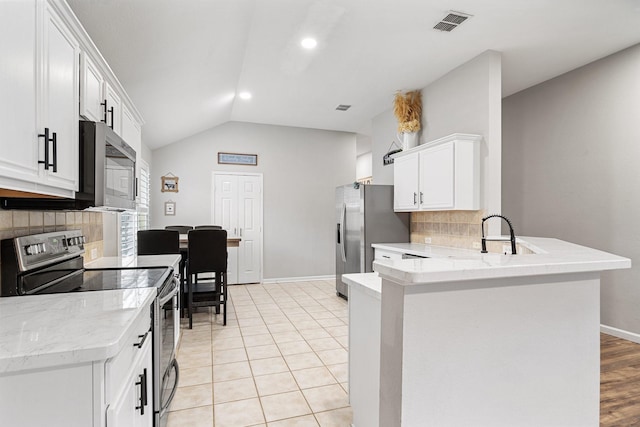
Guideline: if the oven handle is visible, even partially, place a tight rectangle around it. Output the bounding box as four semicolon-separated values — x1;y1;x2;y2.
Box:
159;359;180;418
158;278;178;306
24;268;85;295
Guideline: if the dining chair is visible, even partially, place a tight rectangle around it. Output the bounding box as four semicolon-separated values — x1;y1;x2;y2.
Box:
194;225;222;230
137;229;180;255
165;225;194;234
186;229;228;328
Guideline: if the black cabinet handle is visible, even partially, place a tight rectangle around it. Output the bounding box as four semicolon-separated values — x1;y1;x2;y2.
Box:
109;106;114;129
38;128;55;171
420;192;424;204
101;100;107;123
133;330;149;348
38;128;50;170
413;192;417;205
135;177;138;197
336;223;341;244
135;368;147;415
51;132;57;173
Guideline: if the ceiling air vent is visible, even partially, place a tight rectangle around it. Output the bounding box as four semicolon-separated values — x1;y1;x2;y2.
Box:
335;104;351;111
434;11;472;32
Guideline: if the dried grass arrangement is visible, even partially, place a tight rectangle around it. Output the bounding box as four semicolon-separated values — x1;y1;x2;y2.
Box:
393;90;422;133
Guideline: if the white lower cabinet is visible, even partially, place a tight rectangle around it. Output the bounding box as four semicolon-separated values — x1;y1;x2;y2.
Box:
0;304;153;427
106;330;153;427
393;133;481;212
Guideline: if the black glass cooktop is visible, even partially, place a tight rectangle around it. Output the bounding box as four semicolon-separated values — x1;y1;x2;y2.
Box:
36;267;171;295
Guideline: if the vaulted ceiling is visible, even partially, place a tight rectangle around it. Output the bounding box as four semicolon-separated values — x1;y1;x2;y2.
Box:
67;0;640;150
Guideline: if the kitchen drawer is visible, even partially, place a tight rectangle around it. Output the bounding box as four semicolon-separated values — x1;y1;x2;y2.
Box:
374;249;403;261
105;304;151;401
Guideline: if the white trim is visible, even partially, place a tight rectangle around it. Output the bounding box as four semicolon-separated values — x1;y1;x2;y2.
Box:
601;324;640;344
263;275;336;284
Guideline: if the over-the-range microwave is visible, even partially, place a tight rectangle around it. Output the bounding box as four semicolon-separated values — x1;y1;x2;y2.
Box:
0;121;136;211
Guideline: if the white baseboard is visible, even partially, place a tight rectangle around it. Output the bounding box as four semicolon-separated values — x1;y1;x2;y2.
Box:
600;324;640;344
262;275;336;284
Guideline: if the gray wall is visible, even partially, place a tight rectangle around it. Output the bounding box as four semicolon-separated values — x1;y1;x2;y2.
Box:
151;121;355;280
502;43;640;333
371;50;503;233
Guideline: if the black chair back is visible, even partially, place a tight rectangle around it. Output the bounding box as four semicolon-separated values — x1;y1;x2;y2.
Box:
165;225;193;234
188;229;227;274
194;225;222;230
137;230;179;255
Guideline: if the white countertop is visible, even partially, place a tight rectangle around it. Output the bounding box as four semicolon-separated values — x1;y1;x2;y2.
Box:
0;288;156;374
373;237;631;285
86;254;181;270
342;273;381;300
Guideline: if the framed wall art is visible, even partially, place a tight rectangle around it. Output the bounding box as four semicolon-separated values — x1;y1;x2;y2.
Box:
161;173;179;192
218;152;258;166
164;201;176;216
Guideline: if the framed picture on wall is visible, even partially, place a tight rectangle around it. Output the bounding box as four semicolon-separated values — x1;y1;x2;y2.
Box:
164;201;176;216
161;175;179;192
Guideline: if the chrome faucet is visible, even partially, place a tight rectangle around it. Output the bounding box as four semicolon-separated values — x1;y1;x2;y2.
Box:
481;214;517;255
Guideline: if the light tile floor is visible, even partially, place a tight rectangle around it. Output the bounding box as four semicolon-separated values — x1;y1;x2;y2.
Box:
167;280;353;427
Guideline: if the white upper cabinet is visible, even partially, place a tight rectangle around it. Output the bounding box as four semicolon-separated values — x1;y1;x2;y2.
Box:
40;0;80;192
105;81;122;136
122;103;142;153
393;134;481;212
0;0;144;198
0;0;41;189
80;52;105;123
0;0;79;196
393;153;420;210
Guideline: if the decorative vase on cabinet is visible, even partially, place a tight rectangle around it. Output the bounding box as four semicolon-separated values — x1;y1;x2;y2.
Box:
400;132;419;151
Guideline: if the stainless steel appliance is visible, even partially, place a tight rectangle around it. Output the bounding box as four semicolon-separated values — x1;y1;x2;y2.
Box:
0;121;136;211
76;120;137;211
335;183;410;298
0;230;178;427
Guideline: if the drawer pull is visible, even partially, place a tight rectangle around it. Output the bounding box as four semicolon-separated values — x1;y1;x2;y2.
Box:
382;255;390;259
133;330;149;349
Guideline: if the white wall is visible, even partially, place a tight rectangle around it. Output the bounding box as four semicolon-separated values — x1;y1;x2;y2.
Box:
356;152;372;180
502;43;640;334
151;121;355;280
371;50;502;233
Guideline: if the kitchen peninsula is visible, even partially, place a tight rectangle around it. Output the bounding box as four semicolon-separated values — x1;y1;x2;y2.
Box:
344;237;631;427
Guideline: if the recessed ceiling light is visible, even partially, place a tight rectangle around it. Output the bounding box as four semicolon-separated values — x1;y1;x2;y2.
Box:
300;38;317;49
238;92;252;100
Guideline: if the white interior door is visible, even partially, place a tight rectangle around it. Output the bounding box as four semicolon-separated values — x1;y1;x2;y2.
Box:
213;173;263;284
238;175;262;284
213;174;239;236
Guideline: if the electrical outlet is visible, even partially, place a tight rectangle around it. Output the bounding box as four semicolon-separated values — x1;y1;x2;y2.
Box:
424;237;432;244
91;248;98;260
472;241;481;249
503;244;511;254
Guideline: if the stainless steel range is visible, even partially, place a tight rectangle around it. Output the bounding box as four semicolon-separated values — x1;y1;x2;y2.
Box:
0;230;179;427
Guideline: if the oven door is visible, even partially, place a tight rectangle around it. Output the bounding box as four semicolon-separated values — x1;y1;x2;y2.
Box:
155;277;179;426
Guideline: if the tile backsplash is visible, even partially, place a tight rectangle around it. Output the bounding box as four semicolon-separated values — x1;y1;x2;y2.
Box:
411;210;485;250
0;210;104;264
410;210;533;254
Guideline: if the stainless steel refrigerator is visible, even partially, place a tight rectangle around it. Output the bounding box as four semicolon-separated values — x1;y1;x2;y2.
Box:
335;183;410;298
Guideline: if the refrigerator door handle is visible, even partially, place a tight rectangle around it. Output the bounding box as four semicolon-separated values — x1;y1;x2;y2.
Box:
340;203;347;262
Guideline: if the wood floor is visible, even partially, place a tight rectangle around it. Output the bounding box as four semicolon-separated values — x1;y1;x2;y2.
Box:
601;333;640;426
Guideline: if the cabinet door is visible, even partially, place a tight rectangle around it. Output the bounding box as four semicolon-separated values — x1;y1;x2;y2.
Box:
238;175;262;284
419;142;454;209
80;53;105;122
121;103;141;153
40;1;80;191
0;0;40;186
106;333;153;427
105;81;122;136
393;154;419;211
